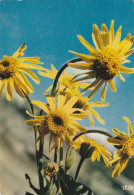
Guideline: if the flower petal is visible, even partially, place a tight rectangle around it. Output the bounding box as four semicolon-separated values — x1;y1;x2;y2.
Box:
92;24;103;50
123;117;133;136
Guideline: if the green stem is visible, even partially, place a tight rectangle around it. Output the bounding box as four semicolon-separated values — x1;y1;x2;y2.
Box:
59;142;63;168
74;157;85;182
51;58;82;96
24;92;44;194
73;129;113;142
65;146;72;172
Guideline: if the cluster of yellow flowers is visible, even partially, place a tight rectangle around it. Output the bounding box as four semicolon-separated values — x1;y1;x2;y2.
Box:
0;20;134;179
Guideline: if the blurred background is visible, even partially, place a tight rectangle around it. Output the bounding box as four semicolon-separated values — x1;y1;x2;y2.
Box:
0;0;134;194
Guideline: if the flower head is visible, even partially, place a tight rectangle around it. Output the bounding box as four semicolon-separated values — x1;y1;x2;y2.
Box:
107;117;134;177
38;64;89;95
0;44;43;100
73;135;111;164
66;87;109;126
25;95;87;153
68;20;134;100
44;162;59;176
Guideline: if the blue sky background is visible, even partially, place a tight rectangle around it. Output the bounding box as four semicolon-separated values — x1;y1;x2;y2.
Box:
0;0;134;134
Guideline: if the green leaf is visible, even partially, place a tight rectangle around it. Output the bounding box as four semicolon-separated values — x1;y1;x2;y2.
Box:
58;168;94;195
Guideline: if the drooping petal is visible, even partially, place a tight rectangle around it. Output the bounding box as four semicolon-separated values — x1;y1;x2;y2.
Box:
88;80;104;99
90;108;105;125
112;128;129;139
19;67;40;84
12;76;25;98
0;80;5;97
101;81;107;101
123;117;133;136
107;137;124;145
5;79;13;101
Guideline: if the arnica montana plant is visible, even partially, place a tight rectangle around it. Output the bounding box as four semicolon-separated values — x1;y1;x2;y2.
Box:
1;20;134;195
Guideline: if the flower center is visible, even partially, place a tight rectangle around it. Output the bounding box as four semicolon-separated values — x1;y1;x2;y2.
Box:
121;138;134;158
0;56;19;79
44;162;59;176
93;47;121;80
43;110;68;136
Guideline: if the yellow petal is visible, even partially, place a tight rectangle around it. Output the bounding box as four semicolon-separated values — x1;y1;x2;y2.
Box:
108;79;117;92
109;20;114;46
123;117;133;136
107;138;124;145
120;65;134;73
92;24;103;50
63;96;78;110
69;50;95;63
20;63;44;70
19;57;43;64
89;102;109;107
5;79;12;101
90;108;105;125
88;80;104;98
101;81;107;101
87;110;94;126
119;36;134;56
117;72;125;81
19;72;34;91
58;95;67;109
13;43;27;58
68;62;93;70
19;67;40;84
116;33;131;52
77;35;97;54
32;100;50;113
112;128;128;139
12;76;25;98
46;95;56;111
113;25;122;48
101;23;109;46
0;80;5;97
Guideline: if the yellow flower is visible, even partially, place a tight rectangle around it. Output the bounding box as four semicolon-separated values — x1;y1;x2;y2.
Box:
0;44;43;100
38;64;90;95
73;135;111;164
107;117;134;177
68;20;134;101
66;87;109;126
25;95;87;153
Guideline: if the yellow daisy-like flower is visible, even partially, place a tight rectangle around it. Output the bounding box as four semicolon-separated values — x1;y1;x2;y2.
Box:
68;20;134;100
38;64;89;95
0;44;43;100
66;87;109;126
25;95;87;152
107;117;134;177
73;135;112;164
